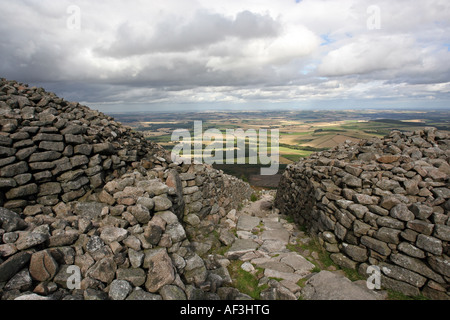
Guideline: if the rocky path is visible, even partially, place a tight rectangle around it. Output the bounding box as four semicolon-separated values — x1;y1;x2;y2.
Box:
223;191;388;300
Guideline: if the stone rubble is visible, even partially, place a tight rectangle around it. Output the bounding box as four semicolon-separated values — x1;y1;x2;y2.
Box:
276;128;450;299
0;78;253;300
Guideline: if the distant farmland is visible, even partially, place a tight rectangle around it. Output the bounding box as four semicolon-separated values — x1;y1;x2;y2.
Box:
111;109;450;188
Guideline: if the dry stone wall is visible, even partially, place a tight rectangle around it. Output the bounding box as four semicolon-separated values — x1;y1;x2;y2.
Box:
275;128;450;299
0;78;168;212
0;78;253;300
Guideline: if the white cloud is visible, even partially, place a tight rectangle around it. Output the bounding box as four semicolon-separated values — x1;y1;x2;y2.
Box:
0;0;449;110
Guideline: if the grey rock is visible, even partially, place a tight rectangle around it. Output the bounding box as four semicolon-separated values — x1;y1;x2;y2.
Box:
4;268;33;291
126;288;162;300
380;263;427;287
100;227;128;244
390;204;415;222
219;229;235;246
160;285;187;300
301;271;384;300
427;256;450;278
237;215;261;231
376;179;400;191
398;242;426;259
15;231;49;250
380;274;421;297
434;224;450;241
348;204;368;219
38;182;61;197
0;161;29;177
375;227;401;244
70;155;89;167
92;142;115;155
74;202;105;219
128;249;145;268
136;197;154;210
184;253;208;286
0;207;27;232
88;257;117;284
361;236;391;256
129;204;151;224
65;134;85;145
116;267;146;287
407;220;434;235
342;243;368;262
86;235;105;253
39;141;65;152
33;133;63;142
5;183;38;199
15;294;52;301
144;248;176;292
153;195;173;211
280;252;315;275
415;234;442;255
342;174;362;188
353;194;378;205
83;288;108;300
139;179;169;196
432;188;450;199
353;220;371;236
390;253;445;283
330;253;357;270
165;222;186;243
0;252;32;282
409;204;434;220
29;151;61;162
109;279;132;300
225;239;259;260
377;216;405;229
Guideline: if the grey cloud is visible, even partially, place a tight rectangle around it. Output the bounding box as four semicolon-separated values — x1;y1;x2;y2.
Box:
95;10;281;58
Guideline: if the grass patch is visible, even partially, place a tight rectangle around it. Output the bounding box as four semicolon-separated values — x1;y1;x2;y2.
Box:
250;193;259;202
227;261;267;300
386;289;429;301
340;267;366;282
284;215;295;224
211;244;230;256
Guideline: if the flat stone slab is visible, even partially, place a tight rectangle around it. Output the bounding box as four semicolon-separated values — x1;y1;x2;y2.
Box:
237;215;261;231
257;261;294;273
263;221;284;230
261;229;290;244
225;239;259;260
236;231;258;240
280;253;316;275
301;271;386;300
264;268;303;284
259;239;286;253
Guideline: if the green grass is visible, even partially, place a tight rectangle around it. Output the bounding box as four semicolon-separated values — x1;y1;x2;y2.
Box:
387;289;429;301
284;215;295;224
227;261;267;300
340;267;366;282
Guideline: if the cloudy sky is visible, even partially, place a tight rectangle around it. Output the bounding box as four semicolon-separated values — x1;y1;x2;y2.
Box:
1;0;449;112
